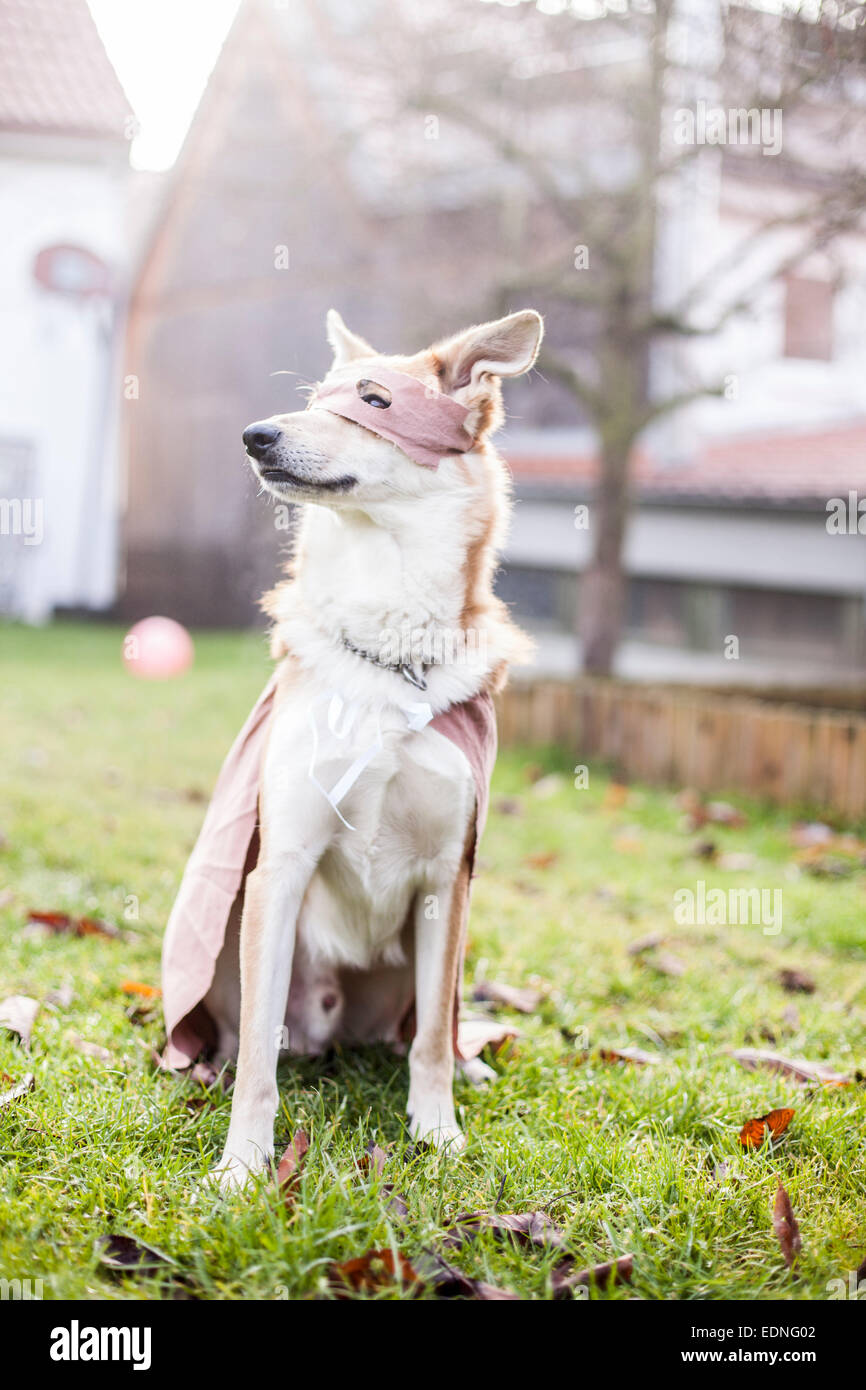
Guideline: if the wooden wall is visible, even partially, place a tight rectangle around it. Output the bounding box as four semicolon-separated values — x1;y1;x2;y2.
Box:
496;679;866;821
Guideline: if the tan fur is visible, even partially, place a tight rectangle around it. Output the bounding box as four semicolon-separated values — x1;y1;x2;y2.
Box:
212;309;542;1187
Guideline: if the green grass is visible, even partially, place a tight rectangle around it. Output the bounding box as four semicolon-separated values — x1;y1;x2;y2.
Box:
0;620;864;1301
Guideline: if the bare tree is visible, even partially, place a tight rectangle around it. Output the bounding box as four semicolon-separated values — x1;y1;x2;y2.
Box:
316;0;866;674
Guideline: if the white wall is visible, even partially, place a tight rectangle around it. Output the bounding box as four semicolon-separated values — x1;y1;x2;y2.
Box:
507;498;866;596
0;137;129;621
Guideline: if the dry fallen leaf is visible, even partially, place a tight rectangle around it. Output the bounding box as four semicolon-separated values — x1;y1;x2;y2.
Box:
732;1048;849;1086
472;979;543;1015
0;995;39;1048
0;1073;35;1109
414;1249;519;1300
120;981;161;1000
778;969;816;995
96;1234;172;1271
327;1248;423;1297
26;910;119;939
772;1182;801;1269
551;1253;634;1298
442;1209;567;1253
739;1107;795;1149
493;797;523;817
76;916;120;939
275;1129;310;1207
457;1018;520;1061
599;1046;660;1066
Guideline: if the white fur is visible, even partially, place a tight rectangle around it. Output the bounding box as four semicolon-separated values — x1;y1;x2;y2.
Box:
211;310;541;1189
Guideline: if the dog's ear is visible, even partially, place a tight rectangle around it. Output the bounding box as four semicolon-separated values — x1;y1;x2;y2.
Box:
434;310;543;394
326;309;376;367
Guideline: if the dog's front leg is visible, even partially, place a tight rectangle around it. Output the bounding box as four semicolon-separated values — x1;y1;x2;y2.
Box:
408;834;473;1153
213;850;313;1189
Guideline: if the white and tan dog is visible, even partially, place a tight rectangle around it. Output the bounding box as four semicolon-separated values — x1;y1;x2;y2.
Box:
211;308;542;1188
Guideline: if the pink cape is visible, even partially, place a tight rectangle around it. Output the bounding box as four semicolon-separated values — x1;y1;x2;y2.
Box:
160;675;497;1069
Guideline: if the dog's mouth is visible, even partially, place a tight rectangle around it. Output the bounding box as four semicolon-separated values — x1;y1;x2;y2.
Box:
252;461;358;493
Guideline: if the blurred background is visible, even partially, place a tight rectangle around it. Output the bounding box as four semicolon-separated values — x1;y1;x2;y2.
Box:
2;0;866;815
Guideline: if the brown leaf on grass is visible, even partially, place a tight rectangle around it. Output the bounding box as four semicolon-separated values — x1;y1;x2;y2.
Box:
76;916;120;939
0;995;39;1048
732;1048;849;1086
327;1248;423;1298
437;1206;635;1300
778;969;816;995
0;1073;35;1108
739;1107;795;1149
357;1141;389;1177
27;910;73;931
493;796;523;817
457;1018;520;1061
120;981;161;1000
551;1253;634;1298
473;979;542;1015
415;1249;519;1300
275;1129;310;1207
690;839;718;861
96;1234;172;1271
525;850;559;870
442;1209;568;1253
599;1046;660;1066
26;910;119;939
772;1182;801;1269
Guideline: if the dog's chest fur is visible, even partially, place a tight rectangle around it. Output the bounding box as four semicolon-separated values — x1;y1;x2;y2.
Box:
265;687;474;971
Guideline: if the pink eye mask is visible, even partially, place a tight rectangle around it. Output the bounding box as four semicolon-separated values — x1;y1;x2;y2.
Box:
312;365;473;469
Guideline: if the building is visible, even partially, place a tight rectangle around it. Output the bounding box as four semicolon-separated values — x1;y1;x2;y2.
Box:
0;0;132;623
122;0;866;687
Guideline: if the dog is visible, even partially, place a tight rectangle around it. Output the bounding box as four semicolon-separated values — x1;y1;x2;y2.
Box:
209;307;542;1187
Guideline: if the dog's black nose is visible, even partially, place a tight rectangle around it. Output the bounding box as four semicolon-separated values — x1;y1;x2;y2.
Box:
243;422;281;457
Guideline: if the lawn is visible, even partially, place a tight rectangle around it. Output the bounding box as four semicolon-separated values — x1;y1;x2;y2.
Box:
0;620;864;1301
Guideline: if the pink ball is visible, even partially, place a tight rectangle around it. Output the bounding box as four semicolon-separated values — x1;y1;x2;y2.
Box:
123;616;194;680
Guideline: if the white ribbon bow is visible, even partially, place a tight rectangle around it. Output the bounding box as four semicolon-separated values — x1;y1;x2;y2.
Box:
307;691;433;829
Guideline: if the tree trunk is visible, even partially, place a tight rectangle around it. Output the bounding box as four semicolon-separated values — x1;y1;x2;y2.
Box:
579;436;633;676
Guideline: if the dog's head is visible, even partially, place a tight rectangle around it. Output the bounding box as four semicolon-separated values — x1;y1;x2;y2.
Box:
243;308;543;507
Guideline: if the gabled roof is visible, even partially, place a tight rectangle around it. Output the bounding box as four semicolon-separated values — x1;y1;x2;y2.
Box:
0;0;132;141
506;420;866;507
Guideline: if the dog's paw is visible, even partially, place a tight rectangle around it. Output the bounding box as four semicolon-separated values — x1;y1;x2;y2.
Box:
408;1099;465;1153
209;1143;270;1193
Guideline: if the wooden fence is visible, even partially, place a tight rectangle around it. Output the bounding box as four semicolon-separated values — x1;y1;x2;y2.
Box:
495;678;866;820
